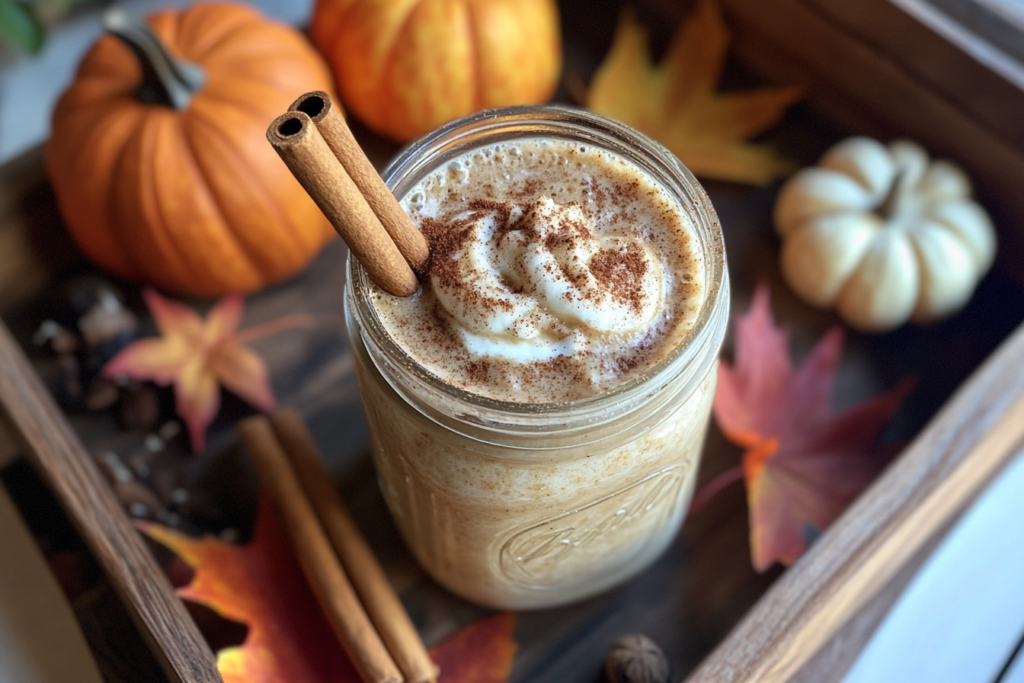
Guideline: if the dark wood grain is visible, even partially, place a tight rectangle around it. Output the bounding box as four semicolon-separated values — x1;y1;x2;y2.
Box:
72;585;170;683
0;322;221;683
0;145;78;312
684;321;1024;683
809;0;1024;149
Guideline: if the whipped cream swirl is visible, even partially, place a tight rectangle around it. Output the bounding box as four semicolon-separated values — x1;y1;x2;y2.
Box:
427;198;664;361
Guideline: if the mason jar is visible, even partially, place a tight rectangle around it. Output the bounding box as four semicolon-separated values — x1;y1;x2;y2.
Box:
345;106;729;610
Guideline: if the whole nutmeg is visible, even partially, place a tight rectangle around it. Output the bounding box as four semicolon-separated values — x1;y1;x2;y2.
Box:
605;634;669;683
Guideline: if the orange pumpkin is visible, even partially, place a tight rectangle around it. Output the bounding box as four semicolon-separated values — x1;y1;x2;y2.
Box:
310;0;562;142
48;3;336;297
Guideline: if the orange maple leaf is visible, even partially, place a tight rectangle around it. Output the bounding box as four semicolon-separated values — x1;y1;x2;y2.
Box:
711;285;913;570
586;0;802;185
141;497;518;683
104;289;308;453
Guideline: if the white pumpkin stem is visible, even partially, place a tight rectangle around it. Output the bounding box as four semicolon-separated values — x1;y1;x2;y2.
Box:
103;10;205;110
877;169;912;221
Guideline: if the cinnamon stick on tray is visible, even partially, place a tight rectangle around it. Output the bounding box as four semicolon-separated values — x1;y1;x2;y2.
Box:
266;111;418;297
289;91;430;274
239;417;403;683
270;409;439;683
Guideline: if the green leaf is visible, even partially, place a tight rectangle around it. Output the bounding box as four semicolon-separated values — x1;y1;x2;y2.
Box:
0;0;44;55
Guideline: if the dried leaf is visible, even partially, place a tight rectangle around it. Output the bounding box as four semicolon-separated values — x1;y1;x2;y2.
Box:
432;612;517;683
714;285;913;570
141;498;519;683
586;0;802;185
142;497;359;683
104;289;308;452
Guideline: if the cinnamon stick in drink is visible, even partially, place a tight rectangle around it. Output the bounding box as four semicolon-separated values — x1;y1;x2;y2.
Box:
266;111;418;297
270;409;439;683
239;416;402;683
289;91;430;274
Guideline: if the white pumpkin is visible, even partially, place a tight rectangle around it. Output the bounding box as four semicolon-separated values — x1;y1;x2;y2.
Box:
774;137;996;332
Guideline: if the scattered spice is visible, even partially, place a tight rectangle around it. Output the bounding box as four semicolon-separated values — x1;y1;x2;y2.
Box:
41;353;83;408
589;243;648;314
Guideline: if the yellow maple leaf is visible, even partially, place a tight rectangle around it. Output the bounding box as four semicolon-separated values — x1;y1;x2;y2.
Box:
586;0;803;185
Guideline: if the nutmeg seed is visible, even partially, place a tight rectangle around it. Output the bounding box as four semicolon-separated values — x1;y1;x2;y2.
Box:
605;634;669;683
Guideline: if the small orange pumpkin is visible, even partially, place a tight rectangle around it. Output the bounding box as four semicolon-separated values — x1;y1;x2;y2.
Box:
310;0;562;142
48;3;336;297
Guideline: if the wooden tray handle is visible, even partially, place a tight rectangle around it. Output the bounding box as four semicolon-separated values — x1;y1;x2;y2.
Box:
0;322;221;683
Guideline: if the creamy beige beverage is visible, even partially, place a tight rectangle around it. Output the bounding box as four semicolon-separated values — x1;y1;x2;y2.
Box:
346;108;728;609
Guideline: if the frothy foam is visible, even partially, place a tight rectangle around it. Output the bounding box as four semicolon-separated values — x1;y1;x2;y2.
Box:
371;138;704;402
429;198;663;362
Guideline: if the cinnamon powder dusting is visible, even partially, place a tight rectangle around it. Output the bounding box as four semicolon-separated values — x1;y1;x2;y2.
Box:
589;243;648;315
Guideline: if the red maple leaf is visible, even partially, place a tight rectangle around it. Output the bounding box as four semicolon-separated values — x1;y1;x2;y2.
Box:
140;498;518;683
104;289;308;453
710;285;913;571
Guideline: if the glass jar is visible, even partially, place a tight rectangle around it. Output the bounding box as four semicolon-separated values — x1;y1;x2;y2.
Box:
345;106;729;609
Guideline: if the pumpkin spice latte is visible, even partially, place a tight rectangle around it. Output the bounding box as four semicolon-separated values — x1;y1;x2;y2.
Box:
346;108;729;609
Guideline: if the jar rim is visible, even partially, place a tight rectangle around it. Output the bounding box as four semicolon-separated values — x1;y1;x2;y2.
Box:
347;105;728;429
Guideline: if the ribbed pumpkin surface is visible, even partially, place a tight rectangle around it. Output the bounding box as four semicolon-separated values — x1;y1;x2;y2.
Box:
310;0;561;142
48;3;337;297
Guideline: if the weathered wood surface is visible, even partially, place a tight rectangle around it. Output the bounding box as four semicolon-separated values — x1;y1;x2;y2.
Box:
2;3;1024;681
810;0;1024;147
892;0;1024;92
0;145;78;312
0;457;173;683
0;322;221;683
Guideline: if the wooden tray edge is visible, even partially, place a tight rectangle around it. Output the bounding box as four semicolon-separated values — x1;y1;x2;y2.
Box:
0;321;222;683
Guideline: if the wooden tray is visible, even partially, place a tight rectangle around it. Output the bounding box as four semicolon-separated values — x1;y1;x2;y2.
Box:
3;4;1024;682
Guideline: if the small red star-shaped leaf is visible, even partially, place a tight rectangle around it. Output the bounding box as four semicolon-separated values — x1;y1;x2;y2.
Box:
104;289;307;452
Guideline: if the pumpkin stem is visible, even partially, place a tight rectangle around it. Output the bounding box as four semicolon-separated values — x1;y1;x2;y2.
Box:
877;169;909;221
103;10;205;110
